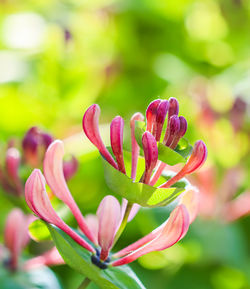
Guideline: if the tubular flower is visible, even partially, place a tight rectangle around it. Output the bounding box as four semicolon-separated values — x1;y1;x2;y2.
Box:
83;99;207;205
2;208;64;272
25;140;199;269
0;126;78;197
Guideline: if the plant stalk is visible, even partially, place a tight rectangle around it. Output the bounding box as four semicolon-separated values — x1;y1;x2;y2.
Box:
78;278;91;289
113;202;133;246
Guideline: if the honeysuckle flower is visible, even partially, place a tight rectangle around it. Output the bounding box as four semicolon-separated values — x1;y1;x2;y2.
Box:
82;99;207;200
0;126;78;198
195;165;249;223
24;140;198;269
2;208;63;272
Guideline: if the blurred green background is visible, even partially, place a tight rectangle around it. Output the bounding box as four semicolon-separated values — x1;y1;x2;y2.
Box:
0;0;250;288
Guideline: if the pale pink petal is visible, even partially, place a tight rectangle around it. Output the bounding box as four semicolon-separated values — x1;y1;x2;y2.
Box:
4;209;27;270
142;132;158;184
85;214;99;245
110;116;126;174
222;192;250;223
82;104;118;169
63;155;78;181
112;205;189;266
97;195;121;261
130;112;144;181
25;169;95;253
179;188;199;224
24;247;64;270
43;140;96;244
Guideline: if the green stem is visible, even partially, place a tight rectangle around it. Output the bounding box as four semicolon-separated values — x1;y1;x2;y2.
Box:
113;202;133;247
77;278;91;289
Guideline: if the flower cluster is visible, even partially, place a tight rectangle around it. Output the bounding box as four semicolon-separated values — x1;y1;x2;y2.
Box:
0;126;78;197
24;98;207;270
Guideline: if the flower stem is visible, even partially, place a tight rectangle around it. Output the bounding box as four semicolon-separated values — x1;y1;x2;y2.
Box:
113;202;133;246
78;278;91;289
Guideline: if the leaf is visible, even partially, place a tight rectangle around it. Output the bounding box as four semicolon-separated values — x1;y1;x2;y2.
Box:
134;121;193;166
47;224;146;289
102;158;184;207
0;262;61;289
29;219;52;241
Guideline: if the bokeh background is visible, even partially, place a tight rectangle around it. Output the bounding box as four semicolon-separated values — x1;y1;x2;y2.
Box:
0;0;250;288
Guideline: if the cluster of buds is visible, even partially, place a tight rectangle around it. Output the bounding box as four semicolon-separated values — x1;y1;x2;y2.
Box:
2;208;63;271
25;140;199;268
82;98;207;201
0;126;78;197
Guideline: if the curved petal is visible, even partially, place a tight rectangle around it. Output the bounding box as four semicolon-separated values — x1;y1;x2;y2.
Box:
82;104;118;169
4;209;27;270
179;188;199;224
110;116;126;174
112;205;189;266
25;169;95;253
43;140;96;244
97;195;121;261
85;214;99;245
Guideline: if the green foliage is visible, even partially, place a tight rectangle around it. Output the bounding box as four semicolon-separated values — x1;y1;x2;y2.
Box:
47;224;146;289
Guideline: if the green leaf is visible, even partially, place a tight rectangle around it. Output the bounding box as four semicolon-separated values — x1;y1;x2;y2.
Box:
29;219;52;241
134;121;193;166
0;262;61;289
47;224;146;289
102;158;184;207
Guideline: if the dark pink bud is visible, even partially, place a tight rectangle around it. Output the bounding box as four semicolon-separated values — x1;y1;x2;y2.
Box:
110;116;126;174
169;116;187;149
41;133;53;148
82;104;118;169
146;99;161;133
154;100;169;141
63;156;78;181
168;97;179;117
165;115;180;146
142;132;158;184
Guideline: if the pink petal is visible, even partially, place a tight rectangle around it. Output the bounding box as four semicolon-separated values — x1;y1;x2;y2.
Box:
24;247;64;270
63;155;78;181
153;100;169;141
146;99;161;133
160;140;207;188
222;192;250;223
112;205;189;266
85;214;99;245
130;112;144;180
25;169;95;253
179;188;199;224
97;195;121;261
110;116;126;174
43;140;96;244
82;104;118;169
142;132;158;184
4;209;27;270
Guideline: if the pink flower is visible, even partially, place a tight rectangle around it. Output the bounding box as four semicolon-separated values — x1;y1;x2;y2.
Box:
25;140;199;269
82;100;207;203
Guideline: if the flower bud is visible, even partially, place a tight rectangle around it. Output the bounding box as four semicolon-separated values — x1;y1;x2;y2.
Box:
154;100;169;141
110;116;126;174
165;115;180;146
146;99;161;133
142;132;158;184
